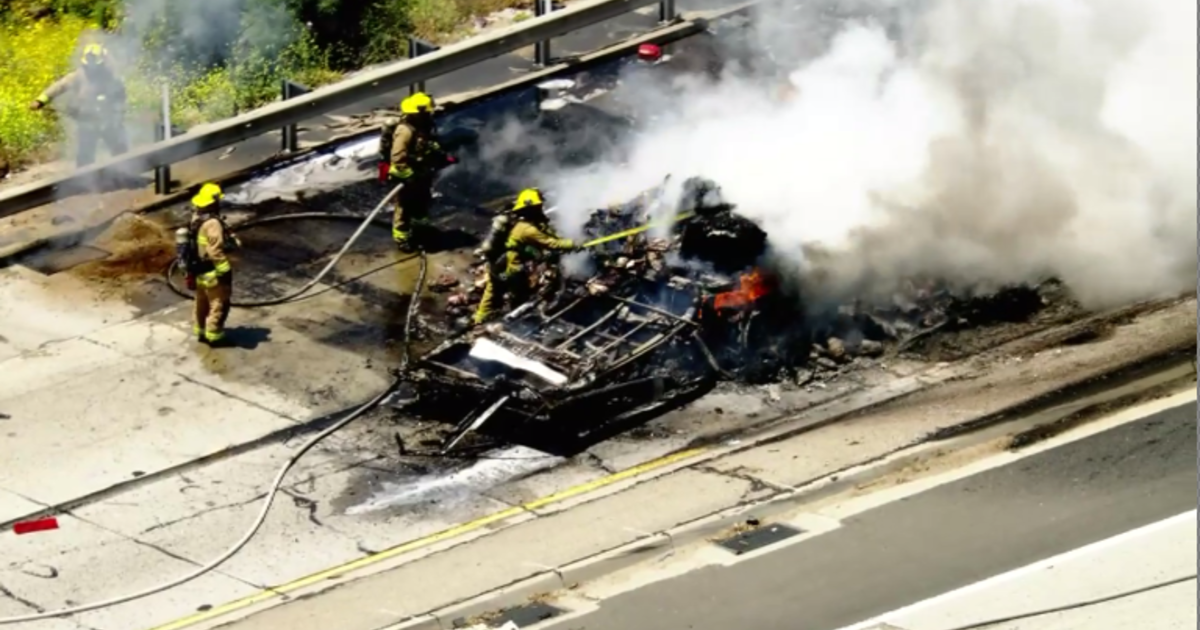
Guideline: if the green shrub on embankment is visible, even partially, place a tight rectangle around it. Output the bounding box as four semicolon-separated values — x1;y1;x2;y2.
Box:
0;0;531;170
0;13;96;166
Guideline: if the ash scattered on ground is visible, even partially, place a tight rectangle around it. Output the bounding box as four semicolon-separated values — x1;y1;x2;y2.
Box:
70;214;175;288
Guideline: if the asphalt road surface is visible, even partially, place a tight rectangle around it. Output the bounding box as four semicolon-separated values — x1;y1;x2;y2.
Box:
542;400;1197;630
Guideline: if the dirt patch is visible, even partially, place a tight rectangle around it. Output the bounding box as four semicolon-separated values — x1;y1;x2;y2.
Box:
69;214;175;290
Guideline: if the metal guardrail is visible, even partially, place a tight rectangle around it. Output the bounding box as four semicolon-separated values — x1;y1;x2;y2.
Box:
0;0;672;218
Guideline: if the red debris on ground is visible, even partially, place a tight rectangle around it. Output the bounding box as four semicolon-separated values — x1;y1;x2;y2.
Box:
13;517;59;535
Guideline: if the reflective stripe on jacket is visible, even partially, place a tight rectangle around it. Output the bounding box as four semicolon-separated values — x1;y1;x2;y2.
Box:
503;221;575;274
38;69;126;121
195;217;232;287
388;120;442;180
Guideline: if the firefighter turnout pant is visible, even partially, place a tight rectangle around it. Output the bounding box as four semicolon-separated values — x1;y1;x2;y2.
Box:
474;264;533;325
76;120;129;168
194;274;233;343
392;176;435;248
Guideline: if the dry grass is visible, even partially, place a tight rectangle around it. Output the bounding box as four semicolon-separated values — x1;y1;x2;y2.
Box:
410;0;532;42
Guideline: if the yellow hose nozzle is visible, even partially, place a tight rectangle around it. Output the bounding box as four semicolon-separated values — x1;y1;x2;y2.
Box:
581;212;694;249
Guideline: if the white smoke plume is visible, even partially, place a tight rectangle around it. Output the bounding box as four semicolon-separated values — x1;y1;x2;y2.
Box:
543;0;1197;310
61;0;305;153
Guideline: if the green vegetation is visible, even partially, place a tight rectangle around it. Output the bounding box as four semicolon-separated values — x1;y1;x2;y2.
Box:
0;0;529;168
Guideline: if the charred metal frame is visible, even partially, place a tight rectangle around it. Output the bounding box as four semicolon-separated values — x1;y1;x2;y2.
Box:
406;282;715;426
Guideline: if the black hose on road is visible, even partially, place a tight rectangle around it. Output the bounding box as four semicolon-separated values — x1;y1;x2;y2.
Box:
164;183;409;308
0;185;429;625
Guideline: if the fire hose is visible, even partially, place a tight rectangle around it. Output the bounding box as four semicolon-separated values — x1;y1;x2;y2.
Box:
2;182;696;622
0;185;428;625
164;183;411;307
580;211;693;249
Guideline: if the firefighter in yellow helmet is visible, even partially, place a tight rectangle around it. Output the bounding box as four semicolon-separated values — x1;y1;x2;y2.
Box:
474;188;581;325
186;183;241;347
30;43;129;168
384;92;454;252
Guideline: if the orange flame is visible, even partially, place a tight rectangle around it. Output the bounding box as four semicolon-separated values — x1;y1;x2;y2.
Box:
712;269;774;312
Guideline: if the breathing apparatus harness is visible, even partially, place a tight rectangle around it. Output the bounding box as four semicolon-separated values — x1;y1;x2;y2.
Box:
492;188;567;281
378;92;455;182
175;184;237;291
478;212;514;274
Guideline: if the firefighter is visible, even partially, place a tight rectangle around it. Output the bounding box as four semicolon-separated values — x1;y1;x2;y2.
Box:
385;91;453;252
188;183;241;347
30;43;129;168
473;188;580;325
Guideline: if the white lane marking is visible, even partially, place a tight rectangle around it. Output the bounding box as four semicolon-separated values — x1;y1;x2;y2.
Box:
819;388;1197;521
835;509;1198;630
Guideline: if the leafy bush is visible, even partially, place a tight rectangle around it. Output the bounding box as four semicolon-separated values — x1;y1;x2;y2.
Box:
0;13;96;164
0;0;529;167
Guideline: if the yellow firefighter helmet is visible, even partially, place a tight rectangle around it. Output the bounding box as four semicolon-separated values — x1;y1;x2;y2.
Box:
81;43;108;66
400;92;435;115
192;183;224;209
512;188;544;211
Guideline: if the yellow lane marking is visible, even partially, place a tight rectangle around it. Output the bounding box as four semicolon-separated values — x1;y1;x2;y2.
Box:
149;447;708;630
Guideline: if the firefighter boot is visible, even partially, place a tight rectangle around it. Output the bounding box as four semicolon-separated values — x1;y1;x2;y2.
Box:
203;336;234;349
394;233;415;253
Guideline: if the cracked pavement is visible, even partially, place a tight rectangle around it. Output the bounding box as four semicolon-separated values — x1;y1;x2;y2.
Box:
2;22;1194;623
2;143;1194;629
0;216;883;629
0;250;1193;630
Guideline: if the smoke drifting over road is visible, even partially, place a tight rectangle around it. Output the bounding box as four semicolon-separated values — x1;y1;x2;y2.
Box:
544;0;1197;310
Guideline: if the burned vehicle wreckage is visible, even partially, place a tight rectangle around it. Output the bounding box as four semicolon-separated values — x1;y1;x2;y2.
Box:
390;177;804;444
392;177;1051;449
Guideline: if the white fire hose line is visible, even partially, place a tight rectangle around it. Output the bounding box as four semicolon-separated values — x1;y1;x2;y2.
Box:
166;182;406;308
0;185;428;625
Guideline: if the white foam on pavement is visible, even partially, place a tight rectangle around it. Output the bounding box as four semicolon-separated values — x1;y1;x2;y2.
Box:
226;136;381;205
345;445;563;515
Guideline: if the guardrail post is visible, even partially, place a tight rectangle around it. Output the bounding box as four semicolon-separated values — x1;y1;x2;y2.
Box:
407;38;440;95
534;0;553;67
281;80;311;153
0;0;716;219
659;0;676;23
154;83;171;195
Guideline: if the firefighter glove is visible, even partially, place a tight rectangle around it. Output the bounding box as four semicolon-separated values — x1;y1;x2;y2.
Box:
196;271;220;288
197;261;231;288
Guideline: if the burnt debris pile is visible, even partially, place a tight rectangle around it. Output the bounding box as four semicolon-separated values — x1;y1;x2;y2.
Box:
800;280;1055;379
422;176;1066;444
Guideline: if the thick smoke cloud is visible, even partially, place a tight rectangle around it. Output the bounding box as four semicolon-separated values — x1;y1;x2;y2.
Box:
540;0;1196;310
